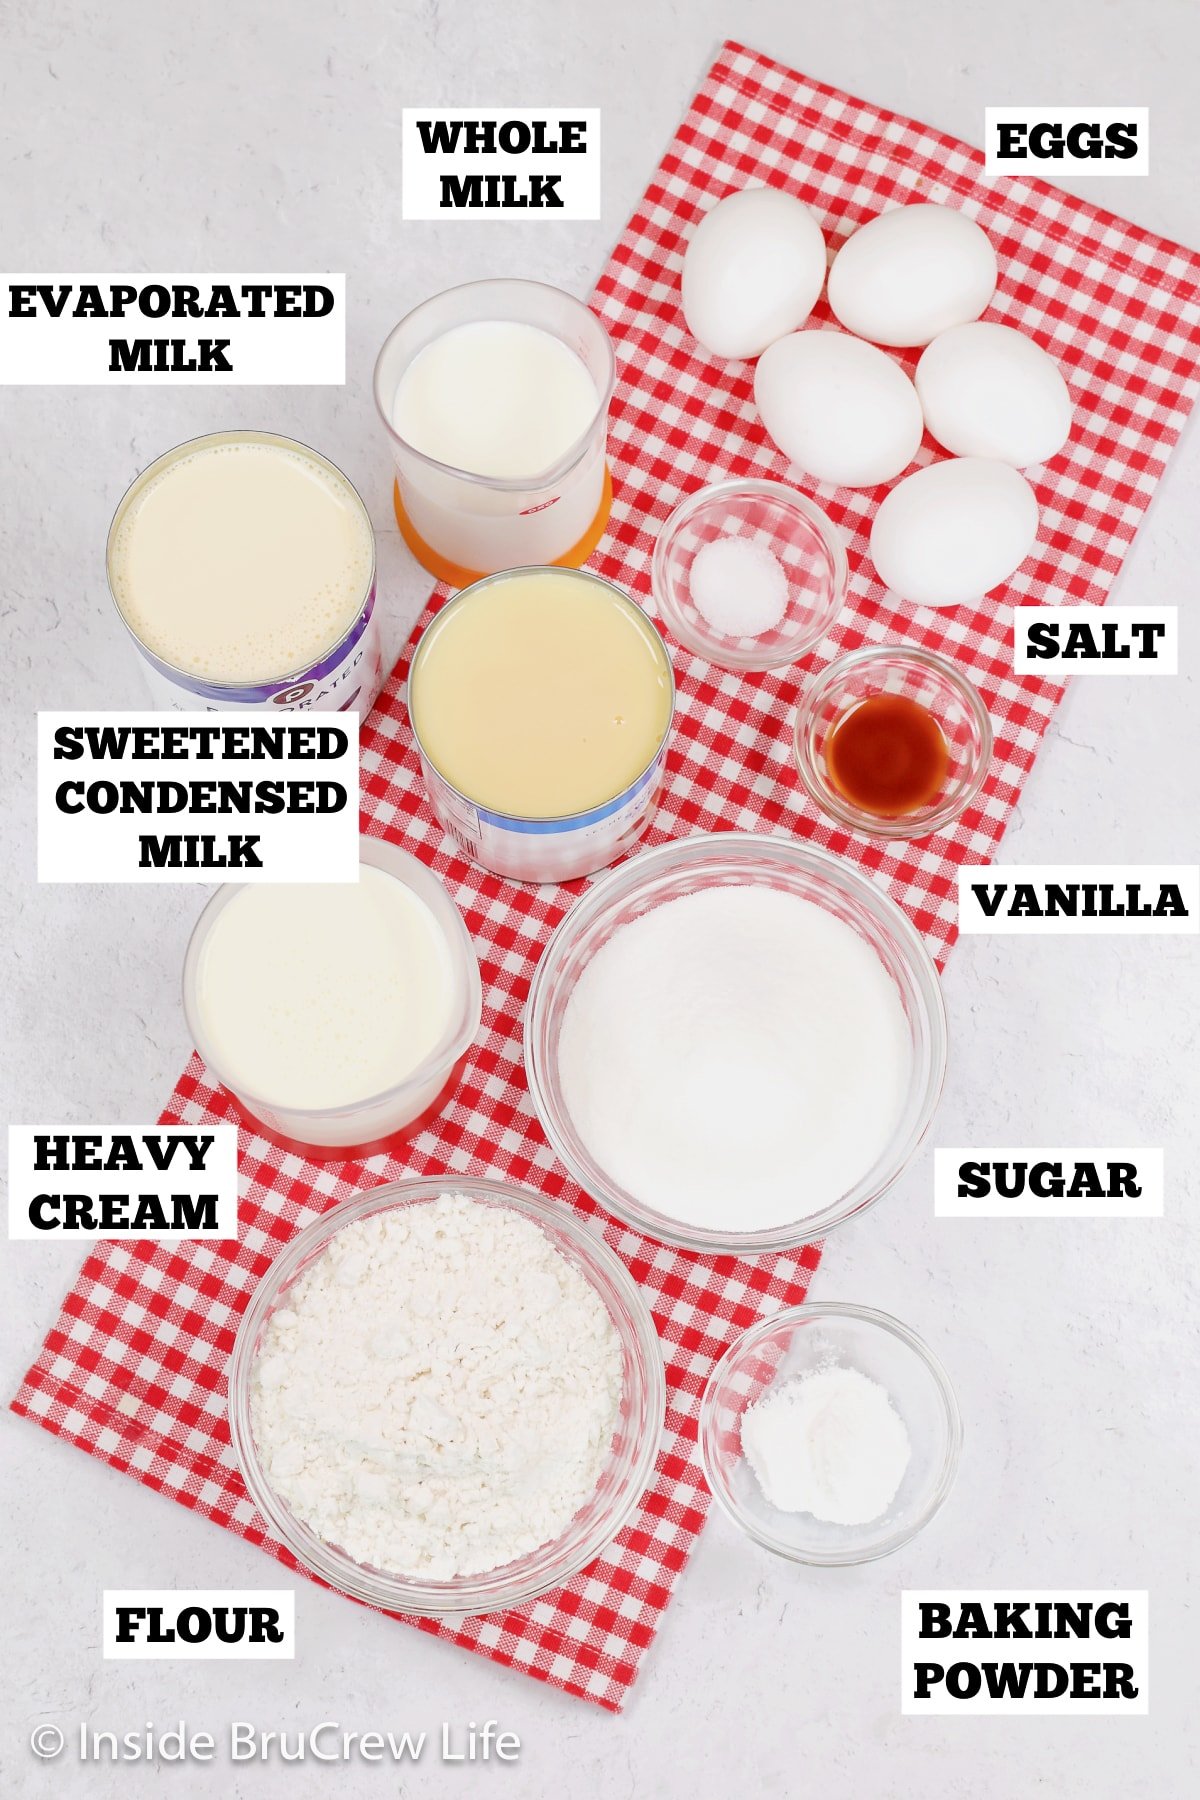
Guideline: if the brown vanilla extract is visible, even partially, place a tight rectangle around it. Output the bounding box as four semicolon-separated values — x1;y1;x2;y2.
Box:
825;692;950;817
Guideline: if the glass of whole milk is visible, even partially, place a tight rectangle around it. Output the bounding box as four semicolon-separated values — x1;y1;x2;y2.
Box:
373;279;615;583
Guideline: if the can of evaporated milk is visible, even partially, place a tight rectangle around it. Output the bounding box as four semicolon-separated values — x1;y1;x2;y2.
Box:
106;430;384;714
407;566;676;884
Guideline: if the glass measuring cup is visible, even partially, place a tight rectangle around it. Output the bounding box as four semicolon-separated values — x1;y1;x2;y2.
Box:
373;278;616;586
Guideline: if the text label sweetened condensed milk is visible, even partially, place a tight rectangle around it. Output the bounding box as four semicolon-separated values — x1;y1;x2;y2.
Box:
107;430;383;713
409;566;675;882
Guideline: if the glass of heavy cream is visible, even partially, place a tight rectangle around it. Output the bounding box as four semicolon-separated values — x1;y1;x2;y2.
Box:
408;567;675;883
182;839;482;1155
107;430;382;714
373;280;615;583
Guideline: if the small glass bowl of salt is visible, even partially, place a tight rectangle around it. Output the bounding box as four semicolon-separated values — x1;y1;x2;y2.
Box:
651;477;848;672
699;1302;961;1566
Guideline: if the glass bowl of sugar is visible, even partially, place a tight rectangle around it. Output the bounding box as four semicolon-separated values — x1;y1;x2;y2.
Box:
699;1302;962;1565
524;832;947;1256
651;478;848;672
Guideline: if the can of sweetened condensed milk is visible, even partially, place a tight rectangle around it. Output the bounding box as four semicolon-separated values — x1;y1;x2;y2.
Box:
408;566;676;884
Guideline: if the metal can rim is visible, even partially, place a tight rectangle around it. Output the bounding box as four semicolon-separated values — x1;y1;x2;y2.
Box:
408;564;677;828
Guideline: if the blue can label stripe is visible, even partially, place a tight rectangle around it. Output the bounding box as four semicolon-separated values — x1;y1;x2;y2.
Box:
421;737;668;881
474;755;661;835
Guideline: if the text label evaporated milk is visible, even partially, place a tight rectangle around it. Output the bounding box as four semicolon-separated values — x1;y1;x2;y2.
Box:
107;431;383;713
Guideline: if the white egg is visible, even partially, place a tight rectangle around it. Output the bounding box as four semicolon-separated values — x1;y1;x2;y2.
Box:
870;458;1039;607
828;202;998;347
754;329;924;488
916;321;1072;467
681;186;827;361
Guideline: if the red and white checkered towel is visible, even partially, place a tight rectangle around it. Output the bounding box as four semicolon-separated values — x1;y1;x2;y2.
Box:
14;42;1200;1710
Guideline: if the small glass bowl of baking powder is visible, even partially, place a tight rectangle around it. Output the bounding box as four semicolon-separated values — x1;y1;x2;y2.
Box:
651;478;849;672
699;1302;962;1566
229;1177;665;1617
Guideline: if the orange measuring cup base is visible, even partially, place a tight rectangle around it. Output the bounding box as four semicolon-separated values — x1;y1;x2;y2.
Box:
392;467;614;588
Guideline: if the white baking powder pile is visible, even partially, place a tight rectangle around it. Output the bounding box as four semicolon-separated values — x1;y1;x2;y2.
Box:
742;1366;911;1525
249;1195;623;1579
689;535;790;638
557;885;910;1232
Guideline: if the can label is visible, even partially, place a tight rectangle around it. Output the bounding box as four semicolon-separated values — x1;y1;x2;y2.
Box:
130;587;384;715
422;743;667;881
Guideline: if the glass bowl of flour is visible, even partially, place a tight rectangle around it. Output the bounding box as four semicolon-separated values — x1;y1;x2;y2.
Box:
524;832;947;1255
699;1302;962;1564
228;1178;665;1616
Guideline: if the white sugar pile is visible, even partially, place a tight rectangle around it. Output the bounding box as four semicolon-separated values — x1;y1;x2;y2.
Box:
557;885;910;1232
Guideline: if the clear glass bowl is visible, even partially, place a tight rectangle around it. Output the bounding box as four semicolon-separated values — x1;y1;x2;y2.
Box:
699;1302;962;1565
651;478;848;672
794;645;993;840
523;833;947;1256
228;1177;666;1617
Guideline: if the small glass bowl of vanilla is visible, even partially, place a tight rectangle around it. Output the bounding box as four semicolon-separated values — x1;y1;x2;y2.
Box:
699;1302;962;1566
794;644;993;840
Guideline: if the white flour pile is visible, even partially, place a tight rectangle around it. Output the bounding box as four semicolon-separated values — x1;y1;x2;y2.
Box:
557;885;911;1232
249;1195;623;1579
742;1366;911;1525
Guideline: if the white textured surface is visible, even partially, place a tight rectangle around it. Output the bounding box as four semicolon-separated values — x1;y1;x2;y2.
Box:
2;2;1197;1794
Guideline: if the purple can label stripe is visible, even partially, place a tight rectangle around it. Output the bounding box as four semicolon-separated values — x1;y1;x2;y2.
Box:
133;584;377;703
